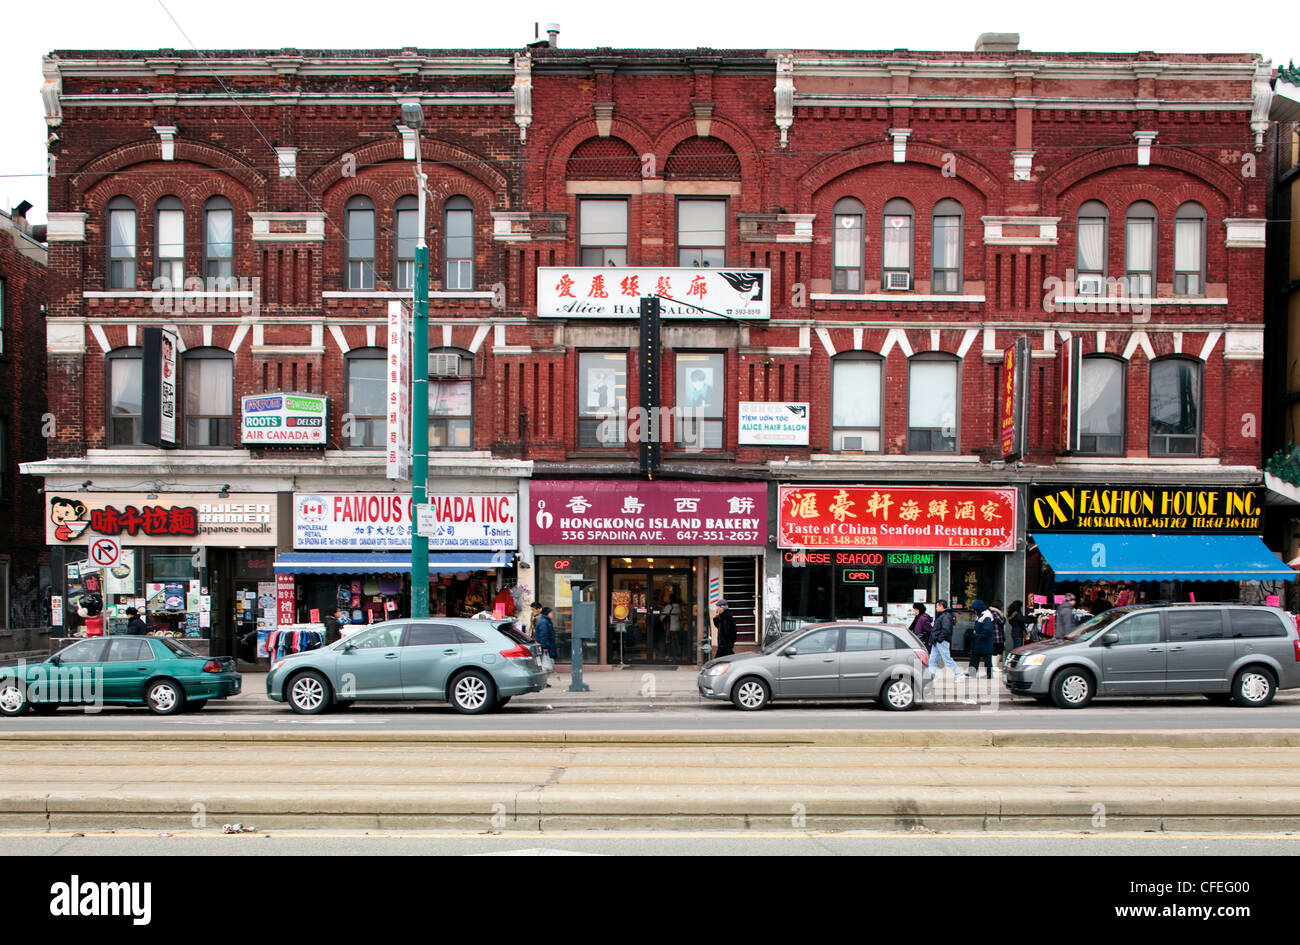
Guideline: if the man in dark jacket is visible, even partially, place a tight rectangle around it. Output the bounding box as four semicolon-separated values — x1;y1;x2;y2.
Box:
927;600;964;680
323;607;344;645
534;606;557;660
714;599;738;658
124;607;148;635
1054;593;1076;638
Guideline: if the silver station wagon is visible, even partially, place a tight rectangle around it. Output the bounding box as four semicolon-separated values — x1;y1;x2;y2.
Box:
1003;603;1300;708
266;618;547;714
698;622;930;711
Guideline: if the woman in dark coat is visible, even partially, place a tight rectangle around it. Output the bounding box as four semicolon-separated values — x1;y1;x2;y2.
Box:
1006;600;1028;657
534;606;557;660
968;599;995;679
908;602;933;648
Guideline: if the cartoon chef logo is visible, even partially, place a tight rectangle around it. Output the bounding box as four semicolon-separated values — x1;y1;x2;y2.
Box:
49;497;90;541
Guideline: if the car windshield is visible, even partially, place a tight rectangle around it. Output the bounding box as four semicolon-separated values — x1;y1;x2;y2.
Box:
154;637;200;658
1059;609;1130;644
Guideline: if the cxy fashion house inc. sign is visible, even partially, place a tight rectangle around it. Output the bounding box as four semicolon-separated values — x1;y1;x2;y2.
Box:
1028;485;1262;534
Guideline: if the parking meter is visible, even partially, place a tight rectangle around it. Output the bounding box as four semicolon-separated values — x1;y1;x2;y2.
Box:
568;579;596;692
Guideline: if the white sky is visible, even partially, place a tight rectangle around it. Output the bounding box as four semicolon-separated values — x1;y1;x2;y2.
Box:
1;0;1291;224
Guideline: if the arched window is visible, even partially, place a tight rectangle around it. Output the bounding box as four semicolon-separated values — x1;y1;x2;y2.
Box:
832;197;864;293
106;196;137;289
443;196;474;290
1174;202;1207;297
428;349;474;449
345;195;375;290
931;198;964;294
882;198;913;289
1077;356;1125;455
1125;201;1157;298
106;346;143;446
203;196;234;288
182;347;233;447
1075;200;1108;295
154;196;185;290
832;353;882;452
1149;357;1201;456
394;195;418;291
907;355;957;453
344;347;385;447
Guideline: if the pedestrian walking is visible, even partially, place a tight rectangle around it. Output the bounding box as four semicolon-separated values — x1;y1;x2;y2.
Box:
968;599;995;679
323;607;344;645
988;599;1007;664
1006;600;1028;654
534;606;557;661
927;600;964;680
124;607;148;636
713;599;738;658
1055;593;1077;639
527;601;541;640
908;602;933;649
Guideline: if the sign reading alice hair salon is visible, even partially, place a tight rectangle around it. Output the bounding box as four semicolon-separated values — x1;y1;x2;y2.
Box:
537;268;770;319
530;481;767;545
294;493;517;550
738;403;809;446
241;393;328;445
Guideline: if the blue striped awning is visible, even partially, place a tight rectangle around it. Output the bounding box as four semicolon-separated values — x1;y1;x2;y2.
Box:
1032;534;1295;581
273;552;510;575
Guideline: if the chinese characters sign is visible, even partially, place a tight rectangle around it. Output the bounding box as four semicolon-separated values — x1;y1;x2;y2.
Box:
45;493;278;547
778;486;1016;551
240;392;328;445
1001;336;1029;460
142;327;178;448
531;481;768;546
294;492;518;550
386;300;411;480
1028;485;1262;534
537;268;770;319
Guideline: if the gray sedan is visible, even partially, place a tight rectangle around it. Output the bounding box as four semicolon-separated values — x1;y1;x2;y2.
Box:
266;618;547;714
698;622;929;711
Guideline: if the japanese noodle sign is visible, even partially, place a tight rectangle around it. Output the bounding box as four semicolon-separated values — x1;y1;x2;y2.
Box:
778;486;1016;551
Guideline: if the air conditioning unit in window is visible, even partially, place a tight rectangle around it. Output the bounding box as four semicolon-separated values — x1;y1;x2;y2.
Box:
884;271;911;291
840;434;866;452
1076;274;1103;297
429;354;462;377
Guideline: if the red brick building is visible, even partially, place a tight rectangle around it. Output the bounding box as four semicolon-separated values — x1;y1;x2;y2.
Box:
26;36;1286;662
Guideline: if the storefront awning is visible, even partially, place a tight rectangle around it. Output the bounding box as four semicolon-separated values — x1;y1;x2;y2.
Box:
1031;534;1296;582
273;552;510;575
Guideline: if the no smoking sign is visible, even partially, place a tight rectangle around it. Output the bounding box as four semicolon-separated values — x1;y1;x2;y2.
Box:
88;537;121;569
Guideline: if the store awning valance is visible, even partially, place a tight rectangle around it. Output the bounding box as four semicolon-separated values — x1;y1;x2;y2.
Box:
1031;534;1296;582
273;552;510;575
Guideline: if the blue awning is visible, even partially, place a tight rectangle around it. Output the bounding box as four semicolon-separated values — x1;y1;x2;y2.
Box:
1032;534;1296;582
273;552;510;575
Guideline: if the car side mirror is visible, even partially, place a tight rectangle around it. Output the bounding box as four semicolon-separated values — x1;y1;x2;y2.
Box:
1102;632;1119;646
784;647;798;657
341;643;356;653
47;654;61;666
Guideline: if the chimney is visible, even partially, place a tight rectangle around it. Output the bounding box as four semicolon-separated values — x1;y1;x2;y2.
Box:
546;23;560;47
974;32;1020;53
10;200;32;234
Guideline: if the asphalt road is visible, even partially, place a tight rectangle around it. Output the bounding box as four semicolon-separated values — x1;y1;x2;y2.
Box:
5;693;1299;731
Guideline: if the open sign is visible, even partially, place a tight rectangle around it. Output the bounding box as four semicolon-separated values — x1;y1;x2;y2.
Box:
841;569;876;584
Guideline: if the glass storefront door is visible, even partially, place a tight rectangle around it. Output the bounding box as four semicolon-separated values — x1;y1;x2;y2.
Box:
608;558;695;664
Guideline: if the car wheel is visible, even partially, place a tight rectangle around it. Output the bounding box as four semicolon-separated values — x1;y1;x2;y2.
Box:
1050;668;1094;709
0;681;29;717
881;675;917;711
181;699;207;712
287;671;331;715
449;670;495;715
494;696;512;709
146;679;185;715
1231;667;1276;708
730;677;770;711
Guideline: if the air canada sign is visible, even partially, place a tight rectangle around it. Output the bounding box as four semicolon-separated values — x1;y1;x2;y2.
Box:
241;393;328;445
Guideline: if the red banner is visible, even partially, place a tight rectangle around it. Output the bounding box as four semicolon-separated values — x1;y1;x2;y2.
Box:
1000;344;1017;457
778;486;1016;551
277;573;296;627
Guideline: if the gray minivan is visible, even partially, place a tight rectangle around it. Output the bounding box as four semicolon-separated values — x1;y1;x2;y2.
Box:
1003;604;1300;708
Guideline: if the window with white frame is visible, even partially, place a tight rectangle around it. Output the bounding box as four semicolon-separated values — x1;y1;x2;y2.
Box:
675;352;724;449
677;199;726;268
1077;356;1124;455
832;356;882;452
907;356;957;453
579;199;628;267
182;348;234;447
345;195;376;290
578;351;627;448
443;196;474;290
428;349;473;448
1125;201;1157;298
1174;202;1207;297
882;198;913;289
832;197;864;293
345;348;385;448
155;196;185;290
931;198;963;294
107;196;137;289
394;195;418;291
1149;358;1201;456
203;196;234;288
106;347;144;447
1075;200;1108;295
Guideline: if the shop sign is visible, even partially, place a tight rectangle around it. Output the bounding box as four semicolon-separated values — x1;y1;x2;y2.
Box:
841;569;877;584
1059;336;1081;453
531;481;767;546
386;301;411;480
537;268;770;320
240;392;328;446
276;573;295;628
142;327;179;448
738;402;810;446
1000;336;1029;459
780;550;938;572
1028;485;1262;534
778;486;1016;552
46;493;277;547
293;492;518;550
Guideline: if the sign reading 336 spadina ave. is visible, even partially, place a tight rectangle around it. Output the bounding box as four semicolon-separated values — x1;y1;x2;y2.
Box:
531;481;768;545
778;486;1016;551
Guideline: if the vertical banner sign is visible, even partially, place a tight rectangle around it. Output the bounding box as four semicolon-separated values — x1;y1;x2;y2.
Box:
386;301;411;481
276;573;296;627
1059;336;1081;454
639;296;662;474
1000;342;1018;458
141;326;179;448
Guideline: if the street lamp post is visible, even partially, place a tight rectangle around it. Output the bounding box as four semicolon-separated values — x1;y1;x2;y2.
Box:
402;101;430;619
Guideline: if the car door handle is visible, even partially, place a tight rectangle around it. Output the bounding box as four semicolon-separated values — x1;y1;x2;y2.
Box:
1147;648;1162;653
1169;646;1184;652
822;657;835;662
384;653;399;660
442;648;456;655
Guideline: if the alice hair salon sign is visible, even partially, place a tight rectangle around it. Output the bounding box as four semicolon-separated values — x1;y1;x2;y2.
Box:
536;268;770;319
241;393;328;445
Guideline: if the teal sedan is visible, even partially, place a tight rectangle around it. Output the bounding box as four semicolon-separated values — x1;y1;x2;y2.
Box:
0;636;241;716
266;618;548;714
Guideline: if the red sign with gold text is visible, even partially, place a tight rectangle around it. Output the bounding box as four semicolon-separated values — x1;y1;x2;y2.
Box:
1000;344;1017;456
778;486;1016;551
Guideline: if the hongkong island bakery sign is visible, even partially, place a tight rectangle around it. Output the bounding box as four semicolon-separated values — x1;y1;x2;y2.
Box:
531;481;767;545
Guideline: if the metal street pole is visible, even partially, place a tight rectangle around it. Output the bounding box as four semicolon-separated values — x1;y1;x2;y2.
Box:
404;103;430;619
